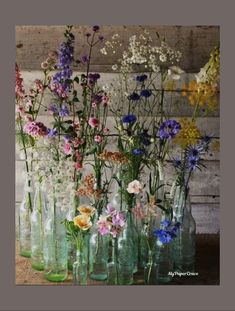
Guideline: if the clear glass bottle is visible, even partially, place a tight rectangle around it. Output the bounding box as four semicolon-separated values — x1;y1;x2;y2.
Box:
173;188;196;272
73;233;89;285
89;214;109;281
107;237;118;285
31;182;47;270
117;211;134;285
43;191;68;282
19;178;33;258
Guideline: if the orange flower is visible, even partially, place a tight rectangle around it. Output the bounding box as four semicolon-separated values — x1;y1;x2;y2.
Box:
73;214;92;231
77;205;96;217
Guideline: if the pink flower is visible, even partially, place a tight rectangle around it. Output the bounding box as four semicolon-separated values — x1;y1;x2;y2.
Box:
63;142;72;155
23;121;48;137
74;162;83;170
92;102;97;108
75;150;82;161
106;204;117;216
127;180;143;194
34;79;44;93
97;216;111;236
88;117;99;128
103;127;109;134
102;95;109;106
94;135;103;143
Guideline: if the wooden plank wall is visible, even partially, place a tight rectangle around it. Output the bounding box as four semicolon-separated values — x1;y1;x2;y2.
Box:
15;26;220;234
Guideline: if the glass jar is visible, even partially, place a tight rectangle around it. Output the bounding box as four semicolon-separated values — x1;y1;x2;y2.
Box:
43;191;68;282
31;182;47;270
173;188;196;272
19;178;33;258
73;233;90;285
89;214;109;281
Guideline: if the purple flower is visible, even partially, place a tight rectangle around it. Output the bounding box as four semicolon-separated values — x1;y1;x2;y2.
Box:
88;73;101;84
106;204;117;216
159;119;181;140
47;128;58;138
140;89;152;98
81;55;89;63
93;25;100;32
98;35;104;41
112;212;125;227
86;32;91;37
48;104;59;115
57;41;74;69
136;74;148;82
128;92;140;101
122;114;137;124
59;104;69;117
132;148;145;156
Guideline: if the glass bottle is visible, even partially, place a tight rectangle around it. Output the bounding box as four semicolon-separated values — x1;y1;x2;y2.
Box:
31;181;47;270
19;178;33;258
43;191;68;282
173;188;196;272
89;213;109;281
107;237;118;285
117;212;134;285
73;233;90;285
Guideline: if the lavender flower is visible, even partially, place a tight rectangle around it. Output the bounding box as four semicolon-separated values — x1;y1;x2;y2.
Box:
48;104;59;115
187;155;201;171
47;128;58;138
93;25;100;32
59;104;69;117
159;119;181;140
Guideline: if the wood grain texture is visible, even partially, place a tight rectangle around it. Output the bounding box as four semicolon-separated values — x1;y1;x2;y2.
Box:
16;26;219;72
15;235;219;285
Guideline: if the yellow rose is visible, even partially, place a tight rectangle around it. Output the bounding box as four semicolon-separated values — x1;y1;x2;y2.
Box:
73;214;92;231
77;205;96;217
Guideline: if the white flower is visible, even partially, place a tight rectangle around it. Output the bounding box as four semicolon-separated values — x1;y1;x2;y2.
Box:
167;66;185;80
127;180;143;194
159;54;167;62
112;64;118;71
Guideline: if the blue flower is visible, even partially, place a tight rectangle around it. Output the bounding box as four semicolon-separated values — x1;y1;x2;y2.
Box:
47;128;58;138
136;74;148;82
128;92;140;101
140;89;152;98
154;229;173;244
186;145;204;157
81;55;89;63
160;220;171;228
201;134;213;144
187;155;201;171
172;157;182;168
159;119;181;140
132;148;145;156
121;114;137;124
59;104;69;117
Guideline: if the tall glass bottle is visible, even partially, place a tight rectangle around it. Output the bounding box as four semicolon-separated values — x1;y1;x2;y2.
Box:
73;233;90;285
117;211;134;285
31;181;47;270
43;191;68;282
19;178;33;258
89;213;109;281
173;187;196;272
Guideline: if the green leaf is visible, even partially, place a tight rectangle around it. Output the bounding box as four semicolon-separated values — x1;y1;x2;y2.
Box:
74;77;80;84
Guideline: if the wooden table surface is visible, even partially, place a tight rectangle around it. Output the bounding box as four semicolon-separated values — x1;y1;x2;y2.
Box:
15;234;219;285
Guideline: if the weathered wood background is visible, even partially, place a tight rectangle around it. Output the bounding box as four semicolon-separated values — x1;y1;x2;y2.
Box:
15;26;220;234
